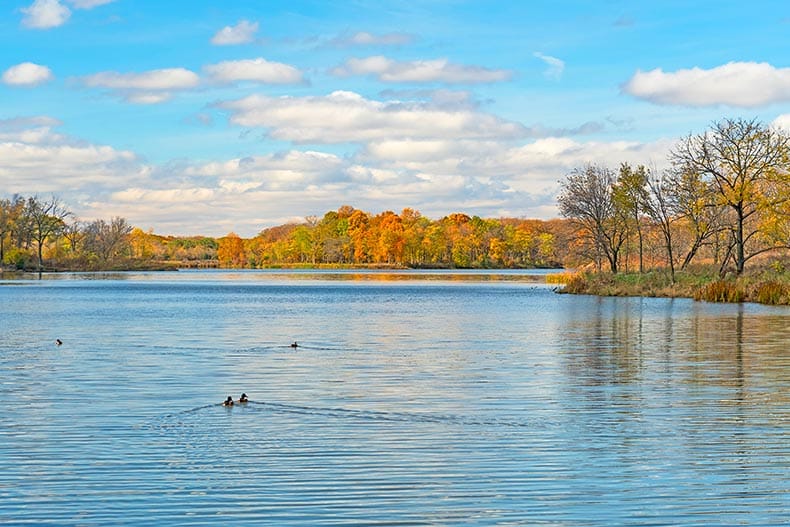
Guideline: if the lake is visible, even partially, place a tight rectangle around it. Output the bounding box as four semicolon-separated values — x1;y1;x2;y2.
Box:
1;270;788;526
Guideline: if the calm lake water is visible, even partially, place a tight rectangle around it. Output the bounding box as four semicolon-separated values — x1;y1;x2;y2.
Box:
1;270;788;526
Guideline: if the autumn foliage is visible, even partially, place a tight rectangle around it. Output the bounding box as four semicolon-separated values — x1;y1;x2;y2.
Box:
0;198;567;271
241;206;564;268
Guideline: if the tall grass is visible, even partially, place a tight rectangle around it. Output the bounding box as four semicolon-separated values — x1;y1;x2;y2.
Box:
693;280;744;303
750;280;789;305
557;263;790;305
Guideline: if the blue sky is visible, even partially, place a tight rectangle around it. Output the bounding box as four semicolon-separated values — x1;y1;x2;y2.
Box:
1;0;789;236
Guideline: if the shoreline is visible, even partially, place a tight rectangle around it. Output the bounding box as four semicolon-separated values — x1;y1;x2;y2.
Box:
556;268;790;306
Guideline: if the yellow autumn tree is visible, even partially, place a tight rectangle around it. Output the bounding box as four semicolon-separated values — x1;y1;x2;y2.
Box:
217;232;247;268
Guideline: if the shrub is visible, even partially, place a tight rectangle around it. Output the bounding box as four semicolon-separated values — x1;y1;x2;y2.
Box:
694;280;744;303
557;272;589;293
546;271;575;285
751;280;788;305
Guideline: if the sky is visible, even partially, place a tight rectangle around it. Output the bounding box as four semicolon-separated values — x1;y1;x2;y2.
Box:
1;0;789;237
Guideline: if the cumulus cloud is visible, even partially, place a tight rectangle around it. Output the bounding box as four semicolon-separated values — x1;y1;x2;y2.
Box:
0;116;66;144
217;90;527;143
67;0;115;7
772;114;790;131
622;61;790;107
533;52;565;80
211;20;259;45
19;0;112;29
2;62;54;86
89;132;673;236
204;58;304;84
330;55;513;83
331;31;415;47
0;115;62;130
82;68;199;90
184;150;347;192
20;0;70;29
81;67;199;104
0;119;140;197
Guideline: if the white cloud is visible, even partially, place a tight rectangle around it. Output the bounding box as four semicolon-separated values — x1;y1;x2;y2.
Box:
20;0;71;29
82;68;199;90
772;114;790;131
332;31;415;47
0;121;140;196
217;90;527;143
81;68;199;103
331;55;513;83
211;20;259;45
622;62;790;107
533;52;565;80
0;116;65;144
204;58;304;84
88;133;672;236
185;151;346;191
67;0;115;8
0;115;62;130
2;62;54;86
123;92;174;105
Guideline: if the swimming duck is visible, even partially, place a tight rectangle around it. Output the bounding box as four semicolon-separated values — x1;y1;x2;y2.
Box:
290;341;298;348
56;339;62;346
239;393;249;403
222;396;234;407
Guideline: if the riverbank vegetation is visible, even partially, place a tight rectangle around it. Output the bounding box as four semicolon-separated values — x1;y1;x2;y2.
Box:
556;118;790;304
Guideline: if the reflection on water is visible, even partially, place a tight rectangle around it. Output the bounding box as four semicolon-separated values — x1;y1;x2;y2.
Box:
0;271;787;526
2;268;561;284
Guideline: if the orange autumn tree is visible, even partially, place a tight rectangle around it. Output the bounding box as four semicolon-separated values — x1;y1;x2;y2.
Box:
217;232;247;268
373;210;405;264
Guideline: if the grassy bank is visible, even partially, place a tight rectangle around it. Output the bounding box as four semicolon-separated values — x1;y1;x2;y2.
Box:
553;265;790;306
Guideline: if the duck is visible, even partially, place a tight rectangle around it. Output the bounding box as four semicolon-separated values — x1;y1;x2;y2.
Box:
290;341;299;348
222;396;234;407
55;339;62;346
238;393;249;403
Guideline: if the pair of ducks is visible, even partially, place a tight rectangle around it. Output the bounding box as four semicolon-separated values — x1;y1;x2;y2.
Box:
222;393;248;406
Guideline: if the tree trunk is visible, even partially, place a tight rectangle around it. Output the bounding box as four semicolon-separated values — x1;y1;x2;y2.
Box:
637;223;644;273
735;205;745;275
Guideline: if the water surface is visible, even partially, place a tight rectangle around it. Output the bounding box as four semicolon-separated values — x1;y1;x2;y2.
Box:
1;270;788;525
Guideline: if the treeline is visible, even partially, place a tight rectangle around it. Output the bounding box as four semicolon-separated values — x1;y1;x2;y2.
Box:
0;195;140;271
0;197;571;271
217;207;567;268
558;118;790;280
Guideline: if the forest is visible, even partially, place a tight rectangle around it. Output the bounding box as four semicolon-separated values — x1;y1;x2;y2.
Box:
0;197;569;271
2;118;789;278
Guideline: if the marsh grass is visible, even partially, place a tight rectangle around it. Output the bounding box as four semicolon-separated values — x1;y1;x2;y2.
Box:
559;262;790;305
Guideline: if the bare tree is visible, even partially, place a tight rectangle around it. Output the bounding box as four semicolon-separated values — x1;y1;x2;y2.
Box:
666;168;725;270
83;217;133;267
25;196;71;275
613;163;650;273
62;220;85;254
644;172;677;282
558;164;628;273
670;118;790;274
